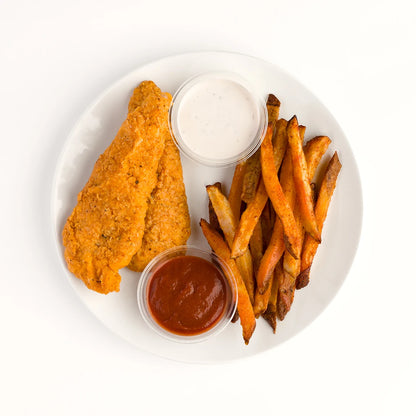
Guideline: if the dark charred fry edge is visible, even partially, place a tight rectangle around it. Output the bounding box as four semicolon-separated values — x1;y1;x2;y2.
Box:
296;267;311;289
263;309;277;333
283;234;297;259
267;94;281;107
267;94;281;129
241;150;262;204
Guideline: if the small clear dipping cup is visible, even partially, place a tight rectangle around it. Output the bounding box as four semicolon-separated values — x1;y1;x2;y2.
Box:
169;71;268;167
137;246;238;344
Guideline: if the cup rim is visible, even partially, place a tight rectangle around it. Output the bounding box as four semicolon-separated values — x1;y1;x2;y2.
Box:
168;71;268;167
137;245;238;344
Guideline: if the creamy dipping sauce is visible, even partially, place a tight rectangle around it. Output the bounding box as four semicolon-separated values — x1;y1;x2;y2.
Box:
175;77;262;162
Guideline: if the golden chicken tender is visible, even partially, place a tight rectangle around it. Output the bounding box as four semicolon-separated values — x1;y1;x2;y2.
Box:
128;89;191;272
62;81;171;294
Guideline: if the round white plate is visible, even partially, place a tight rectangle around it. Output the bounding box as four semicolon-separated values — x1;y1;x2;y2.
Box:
52;51;362;363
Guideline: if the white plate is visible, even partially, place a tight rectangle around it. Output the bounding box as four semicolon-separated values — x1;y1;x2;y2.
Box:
52;51;362;363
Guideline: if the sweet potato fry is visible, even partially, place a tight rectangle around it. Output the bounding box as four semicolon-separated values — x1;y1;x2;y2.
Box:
249;220;263;276
279;149;297;211
311;183;317;201
272;118;288;172
280;124;305;212
298;152;342;289
299;125;306;140
277;269;296;321
260;200;274;249
262;309;276;333
206;185;237;246
296;266;311;291
260;126;298;258
267;94;281;129
241;150;261;204
282;221;304;274
245;93;282;191
228;162;247;223
278;130;330;315
206;185;255;304
269;197;276;226
280;129;305;273
208;182;222;233
256;218;285;293
269;259;282;313
236;254;254;305
200;219;256;344
287;116;321;242
278;233;303;320
253;280;272;318
304;136;332;181
262;261;282;332
231;178;268;258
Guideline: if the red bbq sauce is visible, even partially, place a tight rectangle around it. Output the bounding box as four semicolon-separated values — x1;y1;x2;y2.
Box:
147;255;228;336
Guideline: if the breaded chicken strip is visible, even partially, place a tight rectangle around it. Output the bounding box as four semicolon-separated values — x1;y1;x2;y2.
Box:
62;81;171;294
128;87;191;272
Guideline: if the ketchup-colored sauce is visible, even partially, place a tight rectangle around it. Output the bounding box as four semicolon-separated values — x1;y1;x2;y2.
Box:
147;255;228;336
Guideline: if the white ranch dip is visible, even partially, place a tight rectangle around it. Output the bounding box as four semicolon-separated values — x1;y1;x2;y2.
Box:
175;77;261;162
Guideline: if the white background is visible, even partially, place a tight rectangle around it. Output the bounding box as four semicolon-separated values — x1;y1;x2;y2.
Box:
1;0;415;415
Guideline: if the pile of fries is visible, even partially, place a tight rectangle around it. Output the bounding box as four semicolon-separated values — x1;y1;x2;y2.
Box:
200;94;342;344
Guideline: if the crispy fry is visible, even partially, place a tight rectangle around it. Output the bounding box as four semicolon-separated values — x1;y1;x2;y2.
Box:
280;149;297;211
262;261;282;333
206;185;237;246
236;253;255;305
299;152;342;288
282;222;304;275
267;94;281;129
260;126;299;258
269;197;276;226
311;183;318;202
262;309;276;332
249;220;263;276
260;200;274;249
277;129;331;316
278;133;331;315
296;266;311;290
299;125;306;140
304;136;332;181
241;94;287;204
256;218;285;294
231;179;269;258
287;116;320;241
280;128;304;275
241;150;261;204
206;185;255;304
280;209;304;315
228;162;247;223
253;280;272;318
269;259;282;312
277;270;296;321
272;118;288;172
208;182;223;233
278;242;303;320
200;219;256;344
280;125;306;212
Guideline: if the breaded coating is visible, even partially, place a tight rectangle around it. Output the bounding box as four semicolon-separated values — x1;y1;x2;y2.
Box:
62;81;171;294
128;88;191;272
